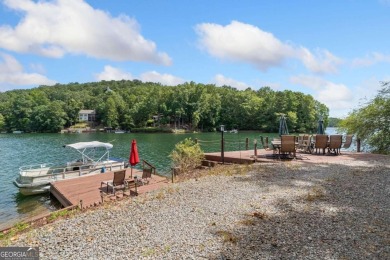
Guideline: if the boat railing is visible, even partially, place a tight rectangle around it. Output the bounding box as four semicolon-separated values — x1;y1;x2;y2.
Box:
19;163;55;176
19;160;125;182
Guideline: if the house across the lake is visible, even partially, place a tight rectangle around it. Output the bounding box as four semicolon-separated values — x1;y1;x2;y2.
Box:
79;110;96;122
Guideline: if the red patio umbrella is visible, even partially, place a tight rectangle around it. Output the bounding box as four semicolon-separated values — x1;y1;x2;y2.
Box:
129;139;140;177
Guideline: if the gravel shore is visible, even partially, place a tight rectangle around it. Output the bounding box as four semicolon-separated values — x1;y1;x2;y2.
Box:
4;157;390;259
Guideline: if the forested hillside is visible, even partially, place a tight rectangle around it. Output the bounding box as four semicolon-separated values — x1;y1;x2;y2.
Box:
0;80;328;133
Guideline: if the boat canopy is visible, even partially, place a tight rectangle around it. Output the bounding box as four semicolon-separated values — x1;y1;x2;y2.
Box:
65;141;114;164
65;141;113;150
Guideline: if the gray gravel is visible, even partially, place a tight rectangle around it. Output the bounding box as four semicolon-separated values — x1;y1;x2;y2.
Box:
5;158;390;259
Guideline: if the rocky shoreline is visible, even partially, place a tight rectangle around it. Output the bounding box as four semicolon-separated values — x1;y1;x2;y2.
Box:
3;157;389;259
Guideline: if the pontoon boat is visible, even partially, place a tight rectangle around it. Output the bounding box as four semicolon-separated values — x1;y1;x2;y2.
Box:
14;141;125;195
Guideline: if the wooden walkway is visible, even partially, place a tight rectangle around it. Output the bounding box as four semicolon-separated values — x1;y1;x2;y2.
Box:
50;168;169;209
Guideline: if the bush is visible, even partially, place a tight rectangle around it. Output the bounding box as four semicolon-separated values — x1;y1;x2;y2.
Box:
169;138;204;174
339;82;390;154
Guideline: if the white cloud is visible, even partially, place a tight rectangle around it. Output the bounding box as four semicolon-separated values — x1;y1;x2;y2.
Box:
298;48;343;74
195;20;342;74
291;75;385;116
351;52;390;67
95;65;133;81
212;74;251;90
353;77;385;106
0;52;56;91
196;21;294;71
290;75;353;117
139;71;185;86
0;0;171;65
290;75;327;90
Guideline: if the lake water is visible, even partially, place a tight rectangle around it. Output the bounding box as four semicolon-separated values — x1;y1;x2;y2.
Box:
0;128;354;230
0;131;274;230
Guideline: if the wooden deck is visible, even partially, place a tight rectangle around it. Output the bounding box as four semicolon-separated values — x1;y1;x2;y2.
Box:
204;149;385;165
50;168;169;209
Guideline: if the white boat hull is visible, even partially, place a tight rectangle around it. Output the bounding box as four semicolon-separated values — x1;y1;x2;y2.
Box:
14;161;125;196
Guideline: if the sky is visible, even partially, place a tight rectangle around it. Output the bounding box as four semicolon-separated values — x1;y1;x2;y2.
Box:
1;0;390;118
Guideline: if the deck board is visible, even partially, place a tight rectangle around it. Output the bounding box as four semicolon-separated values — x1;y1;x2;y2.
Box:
50;168;168;208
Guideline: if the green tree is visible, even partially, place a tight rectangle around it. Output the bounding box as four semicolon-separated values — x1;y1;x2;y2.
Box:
339;82;390;154
0;113;4;131
0;80;329;133
63;98;83;127
30;101;66;132
7;93;33;132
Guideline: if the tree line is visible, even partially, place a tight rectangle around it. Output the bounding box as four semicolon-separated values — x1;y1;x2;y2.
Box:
0;80;329;133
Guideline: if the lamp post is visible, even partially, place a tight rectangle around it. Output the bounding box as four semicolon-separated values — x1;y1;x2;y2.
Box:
220;125;225;164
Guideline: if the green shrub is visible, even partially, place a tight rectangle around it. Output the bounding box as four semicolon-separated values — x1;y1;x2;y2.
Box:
169;138;204;174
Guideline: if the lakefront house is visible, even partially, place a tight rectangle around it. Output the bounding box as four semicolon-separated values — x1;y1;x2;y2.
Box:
79;110;96;122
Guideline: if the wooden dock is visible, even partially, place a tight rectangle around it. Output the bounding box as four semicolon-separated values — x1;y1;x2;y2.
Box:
50;168;169;209
204;149;270;164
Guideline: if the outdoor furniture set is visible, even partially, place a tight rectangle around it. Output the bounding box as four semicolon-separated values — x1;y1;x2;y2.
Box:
101;165;154;196
261;134;353;159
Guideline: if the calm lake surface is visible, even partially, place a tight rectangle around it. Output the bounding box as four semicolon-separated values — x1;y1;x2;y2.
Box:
0;131;276;229
0;128;348;229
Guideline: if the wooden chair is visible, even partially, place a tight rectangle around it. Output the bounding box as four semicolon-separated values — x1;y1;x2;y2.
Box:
101;169;127;195
313;134;328;154
328;135;343;155
302;135;313;153
138;160;156;185
280;135;296;159
342;135;353;151
297;134;304;150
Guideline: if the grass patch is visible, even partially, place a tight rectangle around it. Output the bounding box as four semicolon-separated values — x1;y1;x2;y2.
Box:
0;222;30;245
142;247;156;257
250;211;269;219
48;208;78;222
215;230;239;244
239;218;256;226
306;186;326;201
153;190;165;200
240;210;269;226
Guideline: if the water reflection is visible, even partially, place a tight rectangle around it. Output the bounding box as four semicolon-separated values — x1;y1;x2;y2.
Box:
14;192;61;215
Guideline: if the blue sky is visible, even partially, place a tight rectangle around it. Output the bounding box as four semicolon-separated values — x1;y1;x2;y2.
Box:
1;0;390;117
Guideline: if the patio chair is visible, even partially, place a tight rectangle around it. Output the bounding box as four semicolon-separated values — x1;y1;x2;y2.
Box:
342;135;354;151
279;135;296;159
313;134;328;154
297;134;305;150
301;135;313;153
328;135;343;155
138;160;156;185
101;169;127;195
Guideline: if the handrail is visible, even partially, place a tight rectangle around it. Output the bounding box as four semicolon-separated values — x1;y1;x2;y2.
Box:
19;163;54;171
